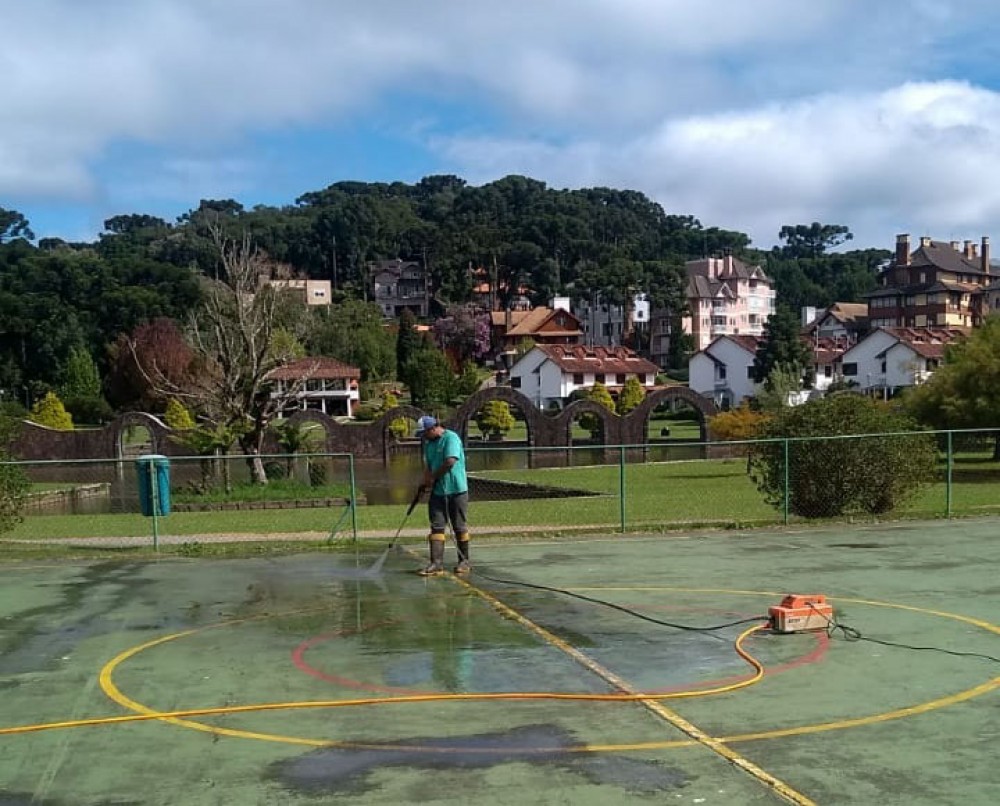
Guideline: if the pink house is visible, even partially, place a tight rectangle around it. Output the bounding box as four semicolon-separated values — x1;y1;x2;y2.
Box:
681;254;776;351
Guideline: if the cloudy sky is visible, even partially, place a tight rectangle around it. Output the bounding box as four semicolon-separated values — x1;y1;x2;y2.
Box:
5;0;1000;248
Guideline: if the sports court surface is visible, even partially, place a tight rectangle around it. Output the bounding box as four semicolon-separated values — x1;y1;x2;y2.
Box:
2;517;999;805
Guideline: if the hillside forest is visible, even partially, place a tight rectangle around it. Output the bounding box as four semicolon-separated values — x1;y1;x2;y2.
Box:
0;175;889;420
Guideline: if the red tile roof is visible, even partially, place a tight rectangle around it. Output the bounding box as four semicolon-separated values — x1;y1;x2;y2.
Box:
267;357;361;381
536;344;659;375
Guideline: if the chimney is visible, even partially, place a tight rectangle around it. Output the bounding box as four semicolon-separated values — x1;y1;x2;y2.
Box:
964;240;974;259
950;240;960;251
982;236;991;275
895;234;910;266
920;236;932;248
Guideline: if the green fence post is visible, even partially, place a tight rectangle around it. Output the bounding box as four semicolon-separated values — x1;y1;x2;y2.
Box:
348;453;359;542
782;439;790;525
945;430;953;519
148;459;159;551
619;445;626;534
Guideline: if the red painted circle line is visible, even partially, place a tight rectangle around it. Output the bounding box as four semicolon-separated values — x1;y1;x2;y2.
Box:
290;615;829;696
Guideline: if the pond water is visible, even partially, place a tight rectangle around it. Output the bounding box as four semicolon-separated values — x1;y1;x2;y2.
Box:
20;440;705;513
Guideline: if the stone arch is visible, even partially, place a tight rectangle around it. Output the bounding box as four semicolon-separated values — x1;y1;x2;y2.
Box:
452;387;547;446
376;404;426;442
110;412;172;458
626;386;718;444
280;409;337;452
556;399;622;447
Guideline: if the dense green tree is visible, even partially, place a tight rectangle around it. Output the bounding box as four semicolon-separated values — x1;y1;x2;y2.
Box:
752;305;813;384
777;223;853;258
307;299;394;381
456;361;482;397
401;346;455;409
60;346;102;400
903;316;1000;459
395;308;421;380
0;208;33;243
749;395;936;517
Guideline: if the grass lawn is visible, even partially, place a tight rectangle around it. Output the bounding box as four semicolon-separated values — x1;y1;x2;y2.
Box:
471;417;704;444
6;454;999;542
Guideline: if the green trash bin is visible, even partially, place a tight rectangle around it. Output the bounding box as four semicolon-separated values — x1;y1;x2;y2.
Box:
136;454;171;516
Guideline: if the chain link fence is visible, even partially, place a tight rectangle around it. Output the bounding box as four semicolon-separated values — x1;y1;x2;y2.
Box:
3;429;999;549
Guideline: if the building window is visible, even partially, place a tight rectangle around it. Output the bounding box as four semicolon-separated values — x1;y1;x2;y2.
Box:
747;366;755;379
616;374;626;384
824;365;832;377
510;376;521;388
843;363;858;376
596;373;606;384
717;365;727;380
573;373;584;385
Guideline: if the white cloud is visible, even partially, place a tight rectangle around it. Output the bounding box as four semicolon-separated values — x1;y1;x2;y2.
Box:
4;0;1000;248
434;81;1000;248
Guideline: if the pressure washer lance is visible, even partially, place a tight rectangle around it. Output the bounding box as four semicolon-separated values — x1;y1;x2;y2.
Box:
368;485;425;574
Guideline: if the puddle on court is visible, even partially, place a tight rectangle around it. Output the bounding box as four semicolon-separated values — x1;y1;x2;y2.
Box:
267;724;690;796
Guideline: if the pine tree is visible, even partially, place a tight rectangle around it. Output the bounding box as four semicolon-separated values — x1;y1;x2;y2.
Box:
752;305;813;384
61;346;102;399
396;309;421;382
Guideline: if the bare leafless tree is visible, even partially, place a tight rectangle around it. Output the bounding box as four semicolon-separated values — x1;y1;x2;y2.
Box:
131;228;313;484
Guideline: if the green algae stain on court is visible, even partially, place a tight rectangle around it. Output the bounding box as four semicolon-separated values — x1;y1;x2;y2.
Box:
266;724;690;797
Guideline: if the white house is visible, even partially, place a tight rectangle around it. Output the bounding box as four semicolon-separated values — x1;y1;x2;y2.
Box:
267;278;332;306
688;335;761;409
268;357;362;417
837;327;964;395
509;344;659;410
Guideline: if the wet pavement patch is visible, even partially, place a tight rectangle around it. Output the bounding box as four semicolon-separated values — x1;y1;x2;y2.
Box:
267;724;690;796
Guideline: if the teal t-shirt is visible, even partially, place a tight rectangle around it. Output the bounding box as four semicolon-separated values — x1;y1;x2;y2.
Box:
423;429;468;496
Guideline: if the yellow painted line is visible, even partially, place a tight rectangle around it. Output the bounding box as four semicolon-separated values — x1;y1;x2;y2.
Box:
437;564;815;805
3;582;994;799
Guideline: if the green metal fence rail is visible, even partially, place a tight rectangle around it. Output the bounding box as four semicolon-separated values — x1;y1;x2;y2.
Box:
2;429;998;549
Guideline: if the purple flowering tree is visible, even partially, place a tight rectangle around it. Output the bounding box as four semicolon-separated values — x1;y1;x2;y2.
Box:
432;304;491;365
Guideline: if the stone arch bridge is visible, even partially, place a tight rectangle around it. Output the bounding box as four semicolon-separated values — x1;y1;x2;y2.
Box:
12;388;718;462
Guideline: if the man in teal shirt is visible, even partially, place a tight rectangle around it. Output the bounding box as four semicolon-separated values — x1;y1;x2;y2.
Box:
415;415;470;576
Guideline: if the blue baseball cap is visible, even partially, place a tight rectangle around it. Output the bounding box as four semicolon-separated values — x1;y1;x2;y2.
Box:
415;415;438;436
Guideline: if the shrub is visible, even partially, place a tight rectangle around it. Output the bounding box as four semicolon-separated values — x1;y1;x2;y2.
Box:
748;395;936;518
353;402;382;422
29;392;74;430
578;382;615;438
388;417;409;440
62;395;114;426
164;398;196;430
0;413;28;533
616;377;645;415
476;400;515;439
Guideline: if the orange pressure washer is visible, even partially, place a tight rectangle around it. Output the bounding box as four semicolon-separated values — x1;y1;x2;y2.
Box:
768;594;834;633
